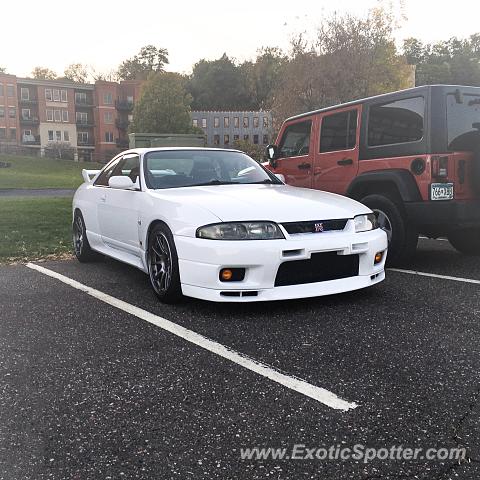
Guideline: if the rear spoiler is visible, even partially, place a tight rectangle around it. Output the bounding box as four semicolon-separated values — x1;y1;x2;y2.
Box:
82;169;101;183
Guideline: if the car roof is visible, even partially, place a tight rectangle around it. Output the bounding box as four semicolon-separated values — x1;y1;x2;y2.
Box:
120;147;245;156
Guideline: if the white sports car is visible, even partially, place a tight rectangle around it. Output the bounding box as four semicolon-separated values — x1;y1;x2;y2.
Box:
73;148;387;303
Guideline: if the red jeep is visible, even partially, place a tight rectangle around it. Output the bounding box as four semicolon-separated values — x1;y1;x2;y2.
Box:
266;85;480;264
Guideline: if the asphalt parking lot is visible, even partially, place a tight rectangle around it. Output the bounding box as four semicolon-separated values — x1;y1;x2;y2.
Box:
1;238;480;479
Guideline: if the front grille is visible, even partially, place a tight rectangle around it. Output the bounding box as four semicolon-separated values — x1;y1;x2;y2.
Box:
281;219;348;235
274;251;359;287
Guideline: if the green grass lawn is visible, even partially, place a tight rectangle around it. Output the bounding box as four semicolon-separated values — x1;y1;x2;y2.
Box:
0;197;73;262
0;154;103;190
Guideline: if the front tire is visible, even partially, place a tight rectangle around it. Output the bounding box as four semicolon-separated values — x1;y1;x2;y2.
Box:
448;229;480;255
360;194;418;266
73;211;99;263
147;223;183;304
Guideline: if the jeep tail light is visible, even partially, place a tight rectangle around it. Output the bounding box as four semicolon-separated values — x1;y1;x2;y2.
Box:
431;156;448;178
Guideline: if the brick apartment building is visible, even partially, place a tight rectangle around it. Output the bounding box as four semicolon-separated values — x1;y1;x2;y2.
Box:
0;73;142;162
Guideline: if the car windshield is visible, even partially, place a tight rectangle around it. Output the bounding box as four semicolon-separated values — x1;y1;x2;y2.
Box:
144;150;281;189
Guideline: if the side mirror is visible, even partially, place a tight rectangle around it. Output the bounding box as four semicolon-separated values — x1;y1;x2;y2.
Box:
265;144;278;168
109;175;135;190
275;173;286;183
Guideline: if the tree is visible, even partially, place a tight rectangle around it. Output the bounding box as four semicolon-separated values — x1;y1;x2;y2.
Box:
130;72;197;134
188;54;253;110
118;45;169;80
31;66;57;80
271;7;412;123
64;63;89;83
0;67;6;74
403;34;480;86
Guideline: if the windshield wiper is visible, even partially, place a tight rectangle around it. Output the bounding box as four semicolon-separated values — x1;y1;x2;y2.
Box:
191;180;240;186
250;179;281;184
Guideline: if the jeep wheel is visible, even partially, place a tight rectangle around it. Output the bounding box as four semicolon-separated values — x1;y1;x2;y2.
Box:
360;194;418;266
448;229;480;255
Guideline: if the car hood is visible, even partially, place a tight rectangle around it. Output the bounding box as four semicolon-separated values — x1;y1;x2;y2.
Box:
150;184;370;222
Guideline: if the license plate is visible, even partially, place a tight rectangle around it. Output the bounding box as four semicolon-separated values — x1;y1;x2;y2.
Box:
431;183;454;201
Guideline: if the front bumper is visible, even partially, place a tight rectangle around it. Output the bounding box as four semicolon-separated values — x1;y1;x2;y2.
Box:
174;223;387;302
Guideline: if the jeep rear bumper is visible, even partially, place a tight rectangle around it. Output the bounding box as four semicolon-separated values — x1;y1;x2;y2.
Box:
405;200;480;234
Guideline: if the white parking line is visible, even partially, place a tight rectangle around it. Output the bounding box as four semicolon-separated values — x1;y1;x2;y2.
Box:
26;262;357;412
389;268;480;285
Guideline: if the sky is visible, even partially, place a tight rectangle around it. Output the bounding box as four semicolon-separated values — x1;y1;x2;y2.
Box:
2;0;479;78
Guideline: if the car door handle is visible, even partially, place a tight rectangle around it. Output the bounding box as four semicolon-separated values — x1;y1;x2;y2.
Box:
298;162;311;170
100;193;107;202
337;158;353;166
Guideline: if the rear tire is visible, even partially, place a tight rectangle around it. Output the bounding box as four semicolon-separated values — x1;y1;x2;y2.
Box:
448;229;480;255
360;194;418;266
147;223;183;304
73;211;100;263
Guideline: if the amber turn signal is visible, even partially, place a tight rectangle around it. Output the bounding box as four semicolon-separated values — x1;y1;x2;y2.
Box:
374;251;384;264
220;269;233;281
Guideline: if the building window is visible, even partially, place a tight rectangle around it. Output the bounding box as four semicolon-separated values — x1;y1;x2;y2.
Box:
234;117;239;128
127;95;134;104
63;131;70;142
128;114;133;122
8;107;16;118
104;111;113;124
54;110;61;122
243;134;249;142
48;130;54;141
253;117;259;128
78;132;89;144
0;107;4;118
10;128;16;140
192;119;198;128
7;85;14;97
21;88;29;101
202;118;207;128
76;112;88;124
45;89;52;101
263;117;269;128
233;134;239;141
0;84;3;96
62;110;69;122
61;90;67;102
0;128;6;139
263;134;269;144
53;89;60;102
224;117;229;128
75;92;87;104
243;117;249;128
105;131;114;142
23;129;32;137
55;130;62;141
253;134;259;144
21;108;31;120
224;134;230;145
103;92;113;105
46;109;53;121
214;117;220;128
213;134;220;145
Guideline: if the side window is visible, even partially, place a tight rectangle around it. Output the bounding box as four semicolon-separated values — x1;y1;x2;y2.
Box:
94;157;122;187
278;120;312;158
368;96;424;147
320;110;358;153
111;154;141;183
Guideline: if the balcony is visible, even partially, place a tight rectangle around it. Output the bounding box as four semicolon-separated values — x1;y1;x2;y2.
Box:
77;139;95;147
116;138;129;148
20;116;40;125
115;100;134;112
115;118;130;130
22;135;41;146
75;100;95;108
76;119;95;128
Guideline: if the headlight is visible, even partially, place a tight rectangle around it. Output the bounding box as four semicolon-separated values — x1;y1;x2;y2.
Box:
196;222;285;240
354;213;378;232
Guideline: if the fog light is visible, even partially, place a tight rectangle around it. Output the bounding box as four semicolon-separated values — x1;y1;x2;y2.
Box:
219;268;245;282
374;251;384;264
